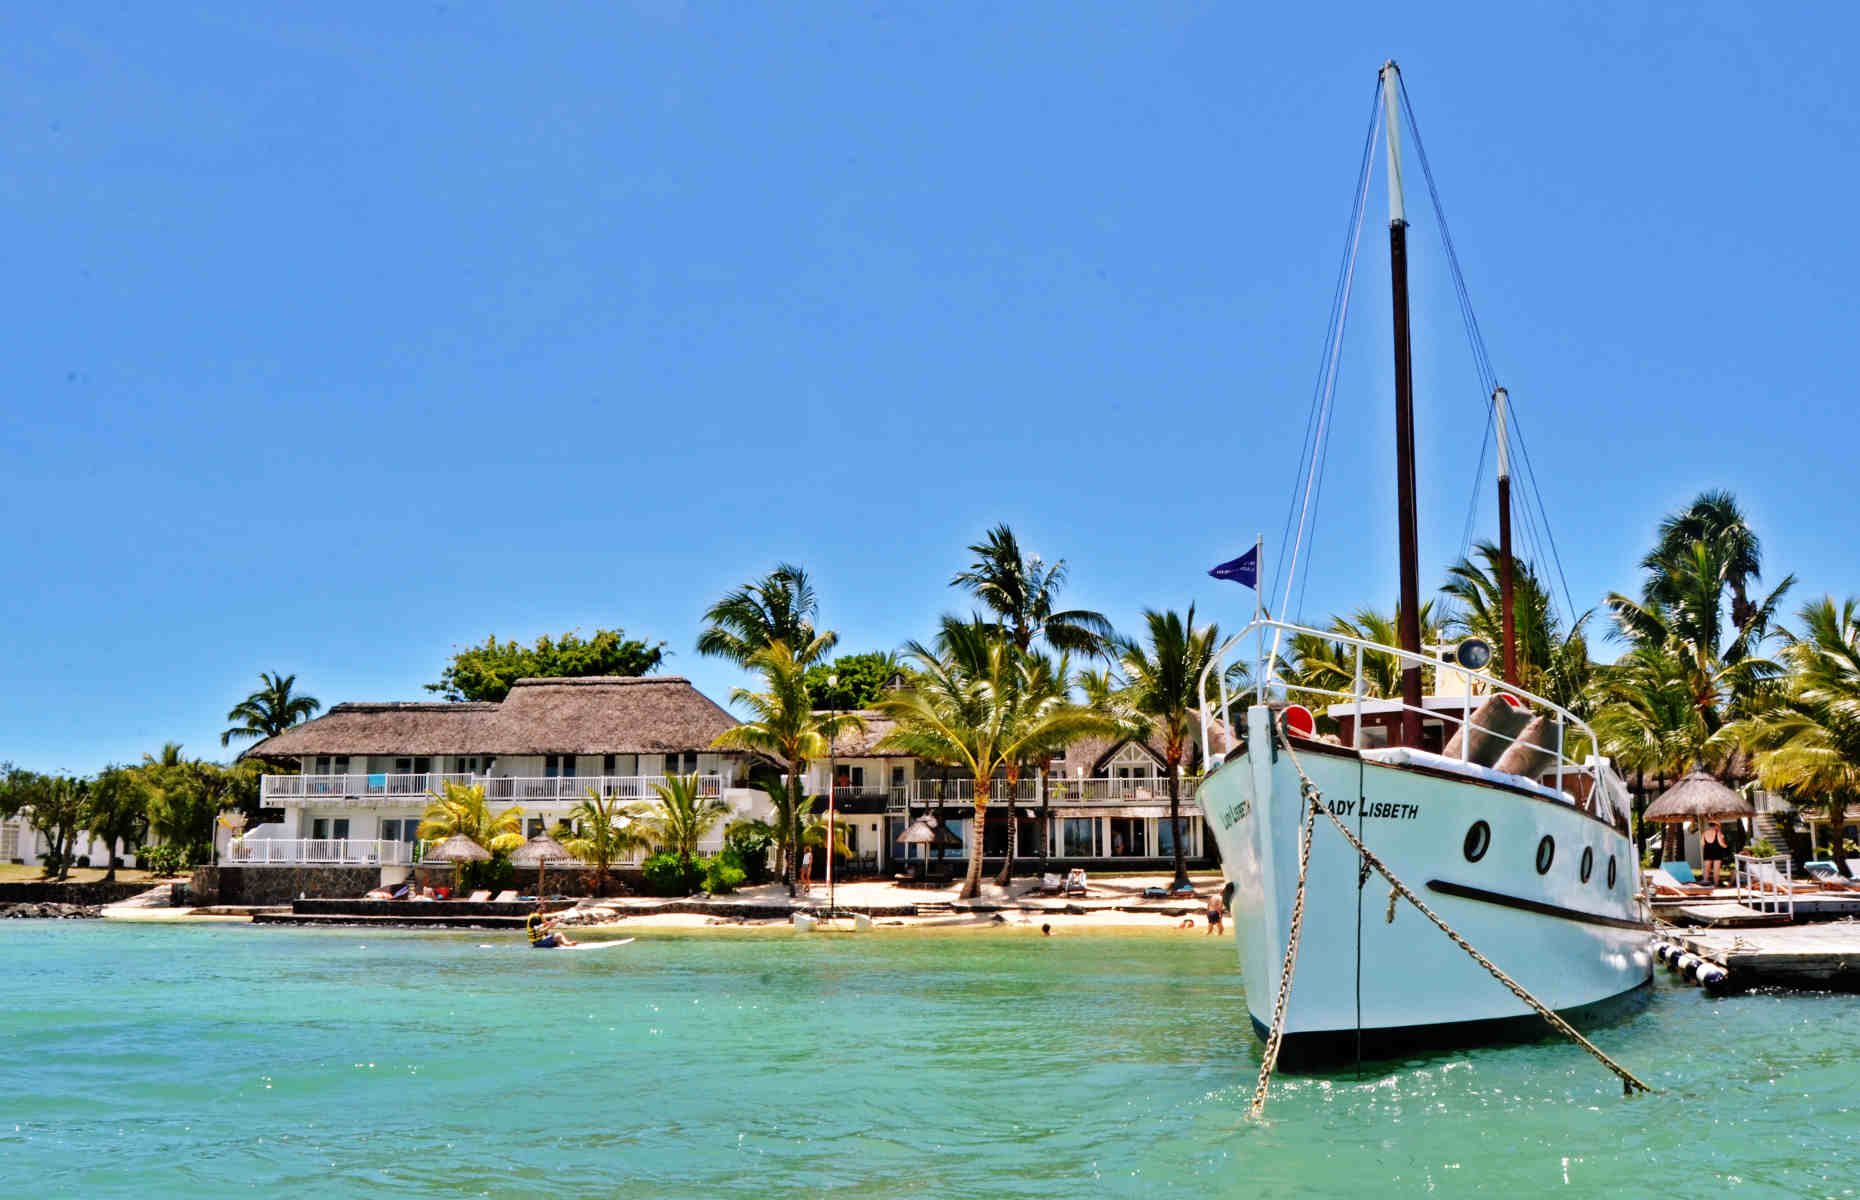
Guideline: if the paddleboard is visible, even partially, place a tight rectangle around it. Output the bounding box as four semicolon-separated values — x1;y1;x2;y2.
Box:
559;937;634;951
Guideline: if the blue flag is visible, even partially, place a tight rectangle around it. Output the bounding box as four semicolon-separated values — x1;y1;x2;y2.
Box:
1209;546;1259;589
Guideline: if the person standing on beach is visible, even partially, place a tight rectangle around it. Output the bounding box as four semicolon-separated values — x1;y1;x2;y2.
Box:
799;848;813;893
1205;894;1224;935
1701;821;1731;886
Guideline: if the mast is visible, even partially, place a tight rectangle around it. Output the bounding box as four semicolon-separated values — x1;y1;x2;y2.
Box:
1494;386;1517;685
1382;60;1424;747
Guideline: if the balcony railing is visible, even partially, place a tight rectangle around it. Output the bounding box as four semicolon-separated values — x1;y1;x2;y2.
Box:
889;776;1201;810
262;773;724;804
225;838;423;866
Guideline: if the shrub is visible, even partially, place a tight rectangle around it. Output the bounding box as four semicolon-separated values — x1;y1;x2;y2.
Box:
137;844;193;876
701;855;746;895
641;852;702;896
1746;839;1778;859
722;826;773;885
458;853;514;893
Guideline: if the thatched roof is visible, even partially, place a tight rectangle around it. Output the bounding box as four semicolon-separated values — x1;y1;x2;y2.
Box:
422;833;491;863
1643;770;1755;824
244;676;740;758
819;711;912;758
509;832;584;867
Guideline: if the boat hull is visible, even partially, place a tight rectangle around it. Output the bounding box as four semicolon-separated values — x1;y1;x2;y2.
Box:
1200;706;1652;1062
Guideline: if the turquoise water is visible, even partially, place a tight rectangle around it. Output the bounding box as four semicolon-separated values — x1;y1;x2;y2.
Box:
3;923;1855;1197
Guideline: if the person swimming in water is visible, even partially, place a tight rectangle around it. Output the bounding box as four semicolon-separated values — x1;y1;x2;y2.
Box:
526;907;578;949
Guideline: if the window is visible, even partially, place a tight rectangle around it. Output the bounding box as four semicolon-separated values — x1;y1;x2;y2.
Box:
546;755;577;778
1361;725;1391;749
312;818;329;840
457;756;491;774
602;754;617;775
891;766;905;788
527;817;545;837
313;755;351;777
394;757;432;776
381;819;417;844
1063;818;1098;858
663;752;698;775
1158;816;1190;857
1109;818;1146;857
889;817;915;862
332;818;350;840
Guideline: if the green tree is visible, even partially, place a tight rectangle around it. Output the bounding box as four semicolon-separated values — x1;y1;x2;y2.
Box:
1724;596;1860;870
221;672;322;747
0;768;87;880
426;628;666;702
638;775;732;874
951;523;1115;656
804;651;901;710
1607;492;1792;739
560;788;653;895
1118;606;1224;889
697;563;834;667
83;766;152;882
417;780;525;852
1441;542;1594;713
876;619;1118;899
711;640;863;895
140;756;260;862
1284;604;1440;713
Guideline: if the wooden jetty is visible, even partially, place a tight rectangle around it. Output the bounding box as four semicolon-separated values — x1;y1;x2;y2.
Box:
1663;922;1860;991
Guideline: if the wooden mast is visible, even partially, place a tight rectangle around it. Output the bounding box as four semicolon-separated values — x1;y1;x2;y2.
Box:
1382;61;1424;748
1495;386;1518;685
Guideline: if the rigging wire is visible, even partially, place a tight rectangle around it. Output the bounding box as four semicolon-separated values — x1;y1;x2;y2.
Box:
1271;79;1383;627
1396;75;1580;628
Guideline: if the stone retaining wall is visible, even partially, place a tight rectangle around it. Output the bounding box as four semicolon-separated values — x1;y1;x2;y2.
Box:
0;881;150;905
193;866;384;905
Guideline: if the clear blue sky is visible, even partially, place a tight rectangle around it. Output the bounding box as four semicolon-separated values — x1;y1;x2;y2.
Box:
6;2;1856;775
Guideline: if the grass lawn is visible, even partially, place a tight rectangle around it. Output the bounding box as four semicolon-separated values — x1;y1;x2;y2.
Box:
0;864;165;886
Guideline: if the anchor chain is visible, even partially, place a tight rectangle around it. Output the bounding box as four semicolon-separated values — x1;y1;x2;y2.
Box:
1246;775;1320;1121
1248;714;1653;1117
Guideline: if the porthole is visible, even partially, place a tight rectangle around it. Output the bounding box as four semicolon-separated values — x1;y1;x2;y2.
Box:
1607;856;1617;888
1580;846;1594;883
1535;835;1555;875
1463;820;1491;863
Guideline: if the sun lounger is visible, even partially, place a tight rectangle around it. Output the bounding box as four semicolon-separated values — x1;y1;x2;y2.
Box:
1647;868;1713;897
1063;869;1088;897
1803;864;1860;891
1747;862;1829;894
1662;860;1702;885
1039;873;1064;895
491;890;519;903
466;890;492;902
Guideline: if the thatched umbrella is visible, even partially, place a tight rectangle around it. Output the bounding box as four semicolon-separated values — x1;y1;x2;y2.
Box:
509;832;585;899
895;815;962;877
1643;770;1755;825
1644;770;1755;866
420;833;491;895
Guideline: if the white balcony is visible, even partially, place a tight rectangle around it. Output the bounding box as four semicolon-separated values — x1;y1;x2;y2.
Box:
891;776;1201;810
225;838;423;866
261;772;724;805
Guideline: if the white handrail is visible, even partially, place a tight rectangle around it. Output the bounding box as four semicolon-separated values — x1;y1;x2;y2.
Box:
1198;617;1598;778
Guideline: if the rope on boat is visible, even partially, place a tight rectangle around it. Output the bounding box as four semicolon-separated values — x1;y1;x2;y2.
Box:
1248;715;1653;1117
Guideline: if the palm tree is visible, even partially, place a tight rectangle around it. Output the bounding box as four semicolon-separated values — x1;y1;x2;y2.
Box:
416;781;524;853
639;774;733;874
1723;596;1860;870
1283;604;1439;712
711;641;863;895
876;619;1118;899
221;672;322;747
1591;643;1705;859
1441;542;1595;713
1608;493;1793;739
1647;490;1767;633
951;523;1116;657
1117;606;1224;889
698;563;835;667
560;788;653;895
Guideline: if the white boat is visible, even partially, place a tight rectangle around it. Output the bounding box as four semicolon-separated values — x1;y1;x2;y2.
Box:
1194;63;1652;1064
